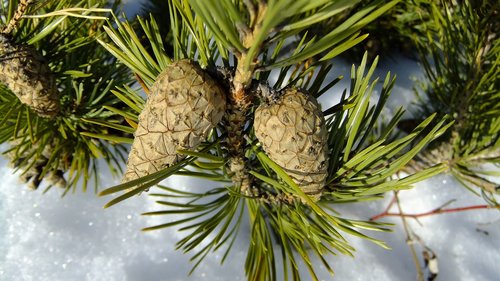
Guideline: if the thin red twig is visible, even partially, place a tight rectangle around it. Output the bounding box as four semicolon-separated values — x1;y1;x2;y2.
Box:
369;193;397;221
371;204;499;220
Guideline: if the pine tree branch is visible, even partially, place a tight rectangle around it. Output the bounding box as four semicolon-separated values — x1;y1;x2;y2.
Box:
1;0;33;34
1;0;134;192
404;0;500;201
90;2;474;280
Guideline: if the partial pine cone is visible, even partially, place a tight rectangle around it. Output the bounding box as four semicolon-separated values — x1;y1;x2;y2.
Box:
0;34;59;117
254;88;328;201
122;60;226;184
6;139;67;189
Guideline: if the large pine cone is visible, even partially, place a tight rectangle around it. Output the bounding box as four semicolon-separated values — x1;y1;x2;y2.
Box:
122;60;226;183
254;88;328;201
0;34;59;117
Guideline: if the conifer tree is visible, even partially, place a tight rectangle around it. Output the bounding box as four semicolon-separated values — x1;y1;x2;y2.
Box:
4;0;496;280
93;1;451;279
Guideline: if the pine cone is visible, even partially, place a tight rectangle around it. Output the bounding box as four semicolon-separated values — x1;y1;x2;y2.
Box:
6;139;67;189
0;34;59;117
254;88;328;201
122;60;226;184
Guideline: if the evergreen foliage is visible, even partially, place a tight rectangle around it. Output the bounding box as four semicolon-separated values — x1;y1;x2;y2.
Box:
0;0;497;280
95;1;451;279
0;0;134;192
403;0;499;204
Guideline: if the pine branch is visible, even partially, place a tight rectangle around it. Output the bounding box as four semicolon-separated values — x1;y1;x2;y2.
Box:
93;1;458;280
1;1;497;279
0;0;135;192
401;0;500;202
1;0;32;34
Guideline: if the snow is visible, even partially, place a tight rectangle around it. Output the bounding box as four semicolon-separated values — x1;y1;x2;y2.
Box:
119;0;149;17
1;2;499;280
0;162;247;281
331;174;500;281
1;152;499;281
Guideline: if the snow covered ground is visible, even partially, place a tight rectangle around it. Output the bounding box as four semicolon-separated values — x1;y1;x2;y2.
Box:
1;152;499;281
1;54;499;281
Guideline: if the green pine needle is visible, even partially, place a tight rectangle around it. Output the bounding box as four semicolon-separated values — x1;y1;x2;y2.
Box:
0;0;134;192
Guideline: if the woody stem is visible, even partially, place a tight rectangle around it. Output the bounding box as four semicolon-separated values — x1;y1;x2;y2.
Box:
225;4;266;195
1;0;33;35
371;204;498;220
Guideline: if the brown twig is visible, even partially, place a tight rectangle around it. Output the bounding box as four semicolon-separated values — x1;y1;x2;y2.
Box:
370;193;398;221
1;0;34;35
393;191;424;281
371;187;499;281
371;204;499;220
225;3;268;195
